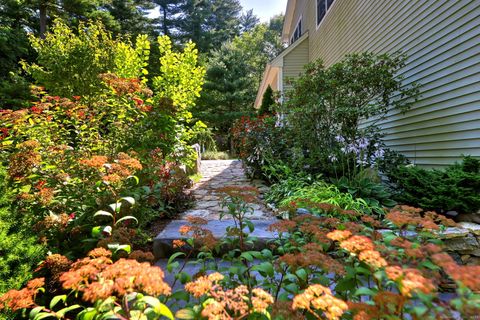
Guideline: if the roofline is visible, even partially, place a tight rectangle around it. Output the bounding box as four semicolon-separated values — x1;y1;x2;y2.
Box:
255;32;309;108
282;0;296;43
272;31;309;67
255;64;276;108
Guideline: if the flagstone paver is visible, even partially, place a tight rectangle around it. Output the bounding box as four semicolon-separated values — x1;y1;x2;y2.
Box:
180;160;273;220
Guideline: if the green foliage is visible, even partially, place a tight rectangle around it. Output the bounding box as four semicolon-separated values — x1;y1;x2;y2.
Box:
0;165;46;295
201;151;230;160
188;121;217;152
333;175;397;210
24;19;117;98
195;21;284;135
279;181;380;217
282;52;419;176
258;85;275;115
24;20;153;99
387;157;480;214
153;36;205;118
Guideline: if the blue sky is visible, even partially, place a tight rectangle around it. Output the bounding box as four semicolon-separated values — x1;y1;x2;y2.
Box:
239;0;288;22
149;0;288;23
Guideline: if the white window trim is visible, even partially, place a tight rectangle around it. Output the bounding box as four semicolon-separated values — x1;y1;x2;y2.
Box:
316;0;336;30
290;15;303;45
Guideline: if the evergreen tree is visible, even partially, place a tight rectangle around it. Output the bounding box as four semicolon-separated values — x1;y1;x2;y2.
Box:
104;0;156;36
155;0;183;37
178;0;242;53
258;85;275;115
239;9;259;32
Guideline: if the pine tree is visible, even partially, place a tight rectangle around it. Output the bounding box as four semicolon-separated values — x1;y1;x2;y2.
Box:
239;9;259;32
178;0;242;53
258;85;275;115
154;0;183;37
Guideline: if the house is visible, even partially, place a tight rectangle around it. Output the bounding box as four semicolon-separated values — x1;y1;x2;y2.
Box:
256;0;480;168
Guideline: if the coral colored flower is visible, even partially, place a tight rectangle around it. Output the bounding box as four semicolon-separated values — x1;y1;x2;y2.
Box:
292;284;348;320
339;235;375;253
80;155;108;169
327;230;352;242
358;250;387;269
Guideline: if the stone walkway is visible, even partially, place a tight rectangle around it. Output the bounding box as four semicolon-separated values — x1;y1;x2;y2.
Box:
180;160;273;220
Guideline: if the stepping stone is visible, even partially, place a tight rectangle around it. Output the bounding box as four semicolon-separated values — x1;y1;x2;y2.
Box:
153;219;278;259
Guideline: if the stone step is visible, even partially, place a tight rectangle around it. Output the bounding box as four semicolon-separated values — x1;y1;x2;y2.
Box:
153;219;278;259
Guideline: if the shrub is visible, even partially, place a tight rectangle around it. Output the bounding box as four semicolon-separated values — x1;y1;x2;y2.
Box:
0;165;45;295
279;52;418;177
202;151;230;160
258;84;275;115
387;156;480;214
278;181;382;217
231;115;291;177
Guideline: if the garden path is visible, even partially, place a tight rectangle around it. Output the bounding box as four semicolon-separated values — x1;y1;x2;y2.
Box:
181;159;273;220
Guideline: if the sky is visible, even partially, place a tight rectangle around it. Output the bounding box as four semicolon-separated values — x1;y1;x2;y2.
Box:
149;0;288;23
239;0;288;22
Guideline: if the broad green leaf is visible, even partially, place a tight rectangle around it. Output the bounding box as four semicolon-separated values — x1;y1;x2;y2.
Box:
29;307;44;319
50;295;67;309
94;210;114;219
109;202;121;213
56;305;82;317
121;196;135;205
115;215;138;226
354;287;377;296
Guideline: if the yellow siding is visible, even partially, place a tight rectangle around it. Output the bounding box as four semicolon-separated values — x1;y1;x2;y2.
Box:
292;0;480;167
283;39;310;92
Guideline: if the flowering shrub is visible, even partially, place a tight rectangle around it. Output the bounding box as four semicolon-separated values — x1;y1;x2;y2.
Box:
231;115;290;177
3;196;480;319
0;21;205;297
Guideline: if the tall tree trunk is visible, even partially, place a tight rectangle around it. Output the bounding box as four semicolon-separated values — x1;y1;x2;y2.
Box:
162;5;168;35
39;0;47;39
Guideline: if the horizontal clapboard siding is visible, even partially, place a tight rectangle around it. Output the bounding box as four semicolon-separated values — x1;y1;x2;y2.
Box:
283;39;309;91
297;0;480;167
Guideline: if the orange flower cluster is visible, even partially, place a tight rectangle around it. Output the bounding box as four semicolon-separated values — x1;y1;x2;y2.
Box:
80;153;143;184
280;250;345;274
185;273;273;319
129;250;155;263
59;249;170;302
0;278;44;312
386;206;455;230
179;220;217;251
80;155;108;169
432;253;480;291
8;140;41;179
358;250;388;269
385;266;435;297
327;230;352;242
185;272;224;298
268;220;297;233
100;73;144;96
292;284;348;320
339;235;375;253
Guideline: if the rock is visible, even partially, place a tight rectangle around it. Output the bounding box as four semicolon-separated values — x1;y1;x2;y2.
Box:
153;219;278;259
438;227;470;239
461;255;471;263
296;208;311;215
181;209;211;219
445;210;459;217
444;234;479;252
195;201;218;209
457;222;480;236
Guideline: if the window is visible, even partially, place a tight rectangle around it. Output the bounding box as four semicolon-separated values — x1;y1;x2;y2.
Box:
317;0;335;26
290;17;302;44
